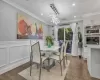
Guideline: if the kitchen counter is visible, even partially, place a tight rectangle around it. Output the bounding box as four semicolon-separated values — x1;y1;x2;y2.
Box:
87;45;100;79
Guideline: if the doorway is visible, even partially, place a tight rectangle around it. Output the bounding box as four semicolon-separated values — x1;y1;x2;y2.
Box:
58;27;73;54
65;28;73;53
58;28;64;46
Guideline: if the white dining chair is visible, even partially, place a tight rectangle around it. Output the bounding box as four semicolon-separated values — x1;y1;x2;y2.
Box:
30;42;48;80
39;41;46;56
49;42;64;76
54;41;59;46
63;41;69;65
53;41;60;55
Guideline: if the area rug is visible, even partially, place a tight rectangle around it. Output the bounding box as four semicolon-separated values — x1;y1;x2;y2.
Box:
19;60;70;80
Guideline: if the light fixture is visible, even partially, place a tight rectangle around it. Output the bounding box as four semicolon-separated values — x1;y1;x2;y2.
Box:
49;14;60;25
74;16;76;18
41;13;43;16
49;0;60;25
72;3;75;6
50;3;59;15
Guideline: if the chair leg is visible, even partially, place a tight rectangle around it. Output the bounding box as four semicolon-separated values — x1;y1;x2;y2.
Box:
63;57;66;68
30;54;33;76
30;61;32;76
60;61;62;76
39;62;42;80
37;64;39;69
66;56;67;64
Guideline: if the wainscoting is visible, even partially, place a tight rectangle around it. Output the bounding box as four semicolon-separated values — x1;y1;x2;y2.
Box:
0;40;36;74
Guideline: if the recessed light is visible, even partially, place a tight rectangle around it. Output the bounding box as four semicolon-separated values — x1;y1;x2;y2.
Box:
72;3;75;6
41;13;43;16
74;16;76;18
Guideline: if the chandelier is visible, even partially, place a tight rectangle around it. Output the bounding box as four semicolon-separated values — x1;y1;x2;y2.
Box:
49;0;60;25
49;14;60;25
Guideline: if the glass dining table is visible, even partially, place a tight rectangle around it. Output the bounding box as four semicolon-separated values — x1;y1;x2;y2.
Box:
40;45;60;71
40;46;60;52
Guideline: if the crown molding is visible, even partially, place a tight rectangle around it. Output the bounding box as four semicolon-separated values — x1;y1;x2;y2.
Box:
82;11;100;18
60;18;83;24
2;0;48;25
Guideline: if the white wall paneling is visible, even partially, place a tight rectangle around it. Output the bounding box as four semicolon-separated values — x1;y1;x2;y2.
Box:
0;41;30;75
0;48;7;68
9;45;30;64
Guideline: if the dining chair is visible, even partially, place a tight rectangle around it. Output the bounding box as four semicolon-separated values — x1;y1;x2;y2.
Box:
54;41;59;46
53;41;60;55
30;42;48;80
63;41;69;65
49;42;64;76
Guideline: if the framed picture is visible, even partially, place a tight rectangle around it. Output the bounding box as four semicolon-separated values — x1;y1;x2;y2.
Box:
17;13;43;39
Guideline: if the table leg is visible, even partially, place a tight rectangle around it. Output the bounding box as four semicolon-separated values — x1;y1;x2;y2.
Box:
48;58;50;72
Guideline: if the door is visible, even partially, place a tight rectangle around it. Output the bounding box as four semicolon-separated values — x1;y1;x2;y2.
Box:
58;28;64;46
65;28;73;53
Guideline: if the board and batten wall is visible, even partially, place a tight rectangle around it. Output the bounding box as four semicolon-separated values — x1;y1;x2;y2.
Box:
0;0;49;74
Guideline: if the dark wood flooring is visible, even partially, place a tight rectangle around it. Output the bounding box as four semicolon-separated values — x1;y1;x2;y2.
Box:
0;56;99;80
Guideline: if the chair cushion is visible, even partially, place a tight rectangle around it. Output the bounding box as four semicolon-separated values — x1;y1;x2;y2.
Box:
33;56;48;63
49;55;59;61
53;52;60;56
64;53;67;57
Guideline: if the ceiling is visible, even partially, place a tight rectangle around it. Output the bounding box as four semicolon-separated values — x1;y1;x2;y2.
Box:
8;0;100;25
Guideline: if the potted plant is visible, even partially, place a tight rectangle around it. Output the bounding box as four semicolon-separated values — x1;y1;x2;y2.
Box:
46;36;54;48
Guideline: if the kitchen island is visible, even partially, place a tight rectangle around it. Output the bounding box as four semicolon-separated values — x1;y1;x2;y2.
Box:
87;45;100;79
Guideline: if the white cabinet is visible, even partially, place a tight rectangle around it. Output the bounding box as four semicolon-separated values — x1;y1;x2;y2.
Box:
83;46;89;59
87;47;100;79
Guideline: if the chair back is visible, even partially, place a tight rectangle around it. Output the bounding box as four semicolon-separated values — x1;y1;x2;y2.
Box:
54;41;59;46
64;41;68;54
31;42;41;63
59;42;64;60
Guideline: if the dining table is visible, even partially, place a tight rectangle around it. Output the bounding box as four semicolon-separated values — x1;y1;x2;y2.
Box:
40;45;60;71
40;45;60;52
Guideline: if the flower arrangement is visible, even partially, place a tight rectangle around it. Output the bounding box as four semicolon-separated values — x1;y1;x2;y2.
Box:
46;36;54;47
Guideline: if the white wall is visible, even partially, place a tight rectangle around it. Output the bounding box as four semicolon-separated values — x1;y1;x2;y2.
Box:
0;0;49;41
0;1;49;74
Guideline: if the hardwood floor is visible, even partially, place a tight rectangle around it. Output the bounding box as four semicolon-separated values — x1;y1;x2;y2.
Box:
0;56;99;80
65;56;100;80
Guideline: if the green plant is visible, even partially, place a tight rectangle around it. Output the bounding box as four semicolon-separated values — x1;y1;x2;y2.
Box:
65;28;73;40
58;28;64;40
46;36;54;46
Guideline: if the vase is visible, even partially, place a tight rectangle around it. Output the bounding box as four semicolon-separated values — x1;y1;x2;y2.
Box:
47;41;51;48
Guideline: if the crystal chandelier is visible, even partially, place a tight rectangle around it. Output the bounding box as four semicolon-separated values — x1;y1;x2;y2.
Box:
49;0;60;25
49;14;60;25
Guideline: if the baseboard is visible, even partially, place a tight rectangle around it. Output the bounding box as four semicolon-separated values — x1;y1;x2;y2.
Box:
0;57;30;75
